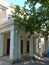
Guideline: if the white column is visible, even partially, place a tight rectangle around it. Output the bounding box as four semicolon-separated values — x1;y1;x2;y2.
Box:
48;35;49;49
36;38;39;53
10;29;21;60
29;35;33;56
0;33;4;56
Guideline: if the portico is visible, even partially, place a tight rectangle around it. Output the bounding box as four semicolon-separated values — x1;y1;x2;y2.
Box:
0;20;45;60
0;19;21;60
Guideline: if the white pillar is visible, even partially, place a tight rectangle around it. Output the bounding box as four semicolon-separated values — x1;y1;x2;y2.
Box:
0;33;4;56
48;35;49;49
10;28;21;60
36;38;39;53
29;35;33;56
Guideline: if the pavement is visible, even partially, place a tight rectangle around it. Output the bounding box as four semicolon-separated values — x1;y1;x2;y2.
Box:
0;57;49;65
0;60;10;65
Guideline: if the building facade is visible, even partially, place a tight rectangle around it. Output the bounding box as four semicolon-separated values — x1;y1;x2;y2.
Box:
0;0;46;61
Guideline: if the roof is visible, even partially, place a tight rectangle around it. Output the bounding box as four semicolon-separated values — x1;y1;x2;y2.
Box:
0;0;15;10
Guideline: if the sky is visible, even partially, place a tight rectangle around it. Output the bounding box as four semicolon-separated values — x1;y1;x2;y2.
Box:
7;0;26;7
7;0;40;9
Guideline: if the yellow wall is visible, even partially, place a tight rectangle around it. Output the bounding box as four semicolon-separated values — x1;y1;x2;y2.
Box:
3;32;10;55
0;9;6;22
21;35;29;54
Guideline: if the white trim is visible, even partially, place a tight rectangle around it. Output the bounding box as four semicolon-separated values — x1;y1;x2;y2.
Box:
0;19;14;28
0;4;8;10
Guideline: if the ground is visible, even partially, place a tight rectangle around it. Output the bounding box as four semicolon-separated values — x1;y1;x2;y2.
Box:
0;58;49;65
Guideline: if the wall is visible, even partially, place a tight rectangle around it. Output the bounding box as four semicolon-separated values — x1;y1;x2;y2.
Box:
0;9;6;22
3;32;10;55
20;34;29;54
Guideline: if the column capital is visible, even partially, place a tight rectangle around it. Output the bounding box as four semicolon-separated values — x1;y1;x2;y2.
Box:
10;25;14;31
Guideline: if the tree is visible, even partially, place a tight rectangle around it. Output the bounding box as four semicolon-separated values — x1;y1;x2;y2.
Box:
12;0;49;37
24;0;49;39
12;5;42;35
12;0;49;52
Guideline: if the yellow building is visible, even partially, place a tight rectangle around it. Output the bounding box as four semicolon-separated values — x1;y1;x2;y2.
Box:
0;0;46;61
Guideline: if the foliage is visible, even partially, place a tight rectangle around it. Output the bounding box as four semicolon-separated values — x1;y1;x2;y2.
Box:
24;0;49;37
12;0;49;37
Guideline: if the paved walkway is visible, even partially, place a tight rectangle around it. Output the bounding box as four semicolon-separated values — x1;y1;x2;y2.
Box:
0;60;10;65
0;56;49;65
0;58;49;65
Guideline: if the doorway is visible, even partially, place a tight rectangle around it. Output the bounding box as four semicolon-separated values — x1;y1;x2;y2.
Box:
21;40;23;54
27;41;29;53
7;39;10;55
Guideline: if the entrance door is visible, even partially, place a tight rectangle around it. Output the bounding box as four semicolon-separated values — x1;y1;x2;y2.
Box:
7;39;10;55
21;40;23;54
27;41;29;53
